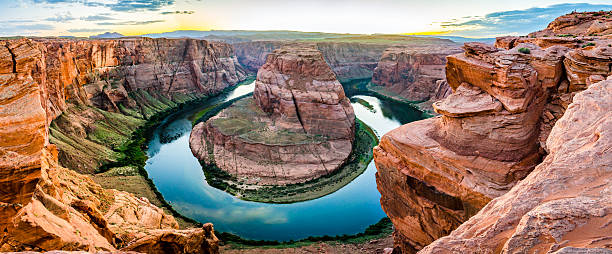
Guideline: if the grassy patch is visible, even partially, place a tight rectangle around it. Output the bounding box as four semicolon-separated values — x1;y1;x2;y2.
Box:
218;217;392;249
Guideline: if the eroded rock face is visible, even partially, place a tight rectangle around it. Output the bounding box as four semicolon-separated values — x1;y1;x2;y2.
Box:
371;46;462;102
190;46;355;185
232;38;458;82
253;46;355;139
1;38;223;253
420;78;612;254
374;12;612;254
233;41;386;81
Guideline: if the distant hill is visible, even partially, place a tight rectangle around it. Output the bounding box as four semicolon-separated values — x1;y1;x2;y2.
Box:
412;35;496;44
140;30;358;40
90;32;124;39
135;30;492;45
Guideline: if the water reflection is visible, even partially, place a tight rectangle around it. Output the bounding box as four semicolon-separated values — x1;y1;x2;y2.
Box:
144;79;424;240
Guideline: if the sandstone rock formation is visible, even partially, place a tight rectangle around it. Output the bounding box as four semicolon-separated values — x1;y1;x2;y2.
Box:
374;11;612;254
190;46;356;185
1;38;235;253
420;78;612;254
370;46;462;102
28;37;247;173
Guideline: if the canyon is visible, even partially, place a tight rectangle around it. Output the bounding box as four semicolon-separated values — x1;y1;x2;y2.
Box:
0;10;610;254
232;36;459;83
374;11;612;253
190;45;356;186
370;46;462;105
0;37;247;252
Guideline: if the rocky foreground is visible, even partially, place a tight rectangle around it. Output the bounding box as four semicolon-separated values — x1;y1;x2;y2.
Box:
190;46;356;185
374;11;612;253
0;37;248;252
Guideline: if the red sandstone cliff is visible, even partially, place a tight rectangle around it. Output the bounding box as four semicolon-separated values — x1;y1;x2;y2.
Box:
371;46;462;102
0;37;247;252
374;11;612;253
232;37;458;82
420;77;612;254
190;46;355;185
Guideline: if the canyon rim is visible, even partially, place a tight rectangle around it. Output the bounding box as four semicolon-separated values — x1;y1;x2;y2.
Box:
0;2;611;254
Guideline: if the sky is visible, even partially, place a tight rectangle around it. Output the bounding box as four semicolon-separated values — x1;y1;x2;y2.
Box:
0;0;611;38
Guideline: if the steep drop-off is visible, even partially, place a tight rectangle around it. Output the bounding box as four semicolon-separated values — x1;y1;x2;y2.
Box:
0;37;247;252
232;37;458;82
190;46;355;185
370;46;462;103
374;11;612;253
37;38;247;173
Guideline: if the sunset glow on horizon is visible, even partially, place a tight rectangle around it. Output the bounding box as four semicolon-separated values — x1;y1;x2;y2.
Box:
1;0;611;38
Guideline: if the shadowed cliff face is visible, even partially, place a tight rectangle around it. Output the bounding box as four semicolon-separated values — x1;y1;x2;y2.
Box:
232;39;459;83
0;37;247;253
34;38;247;173
371;46;462;102
374;11;612;254
233;41;386;82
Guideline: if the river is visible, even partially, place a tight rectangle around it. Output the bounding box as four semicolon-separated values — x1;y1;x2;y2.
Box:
144;79;425;241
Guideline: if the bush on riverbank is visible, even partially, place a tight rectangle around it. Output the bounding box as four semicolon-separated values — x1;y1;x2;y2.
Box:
218;217;393;249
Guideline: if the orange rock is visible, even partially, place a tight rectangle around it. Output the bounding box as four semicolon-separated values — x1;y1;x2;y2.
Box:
1;38;225;253
190;46;355;185
420;78;612;254
375;12;612;254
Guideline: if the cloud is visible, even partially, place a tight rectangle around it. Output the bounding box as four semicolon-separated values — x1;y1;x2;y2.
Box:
45;12;75;22
438;3;612;37
32;0;175;12
80;14;115;21
97;20;165;26
67;28;107;33
107;0;176;12
161;11;195;15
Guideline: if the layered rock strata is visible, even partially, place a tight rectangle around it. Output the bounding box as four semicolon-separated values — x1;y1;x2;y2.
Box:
32;37;247;173
374;11;612;254
1;38;240;252
421;78;612;254
232;37;458;82
190;46;356;185
370;46;462;102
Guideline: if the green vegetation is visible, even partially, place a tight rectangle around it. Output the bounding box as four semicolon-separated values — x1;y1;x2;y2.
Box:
200;118;378;203
218;217;392;249
209;98;327;145
582;42;596;48
352;97;376;113
518;47;531;54
558;34;575;38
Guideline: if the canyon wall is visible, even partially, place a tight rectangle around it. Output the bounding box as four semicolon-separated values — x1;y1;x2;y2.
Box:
0;37;247;252
232;39;458;82
37;38;247;173
233;41;386;81
190;46;356;185
370;46;462;102
374;11;612;253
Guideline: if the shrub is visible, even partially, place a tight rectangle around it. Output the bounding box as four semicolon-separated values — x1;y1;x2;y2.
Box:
582;43;596;48
518;47;531;54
